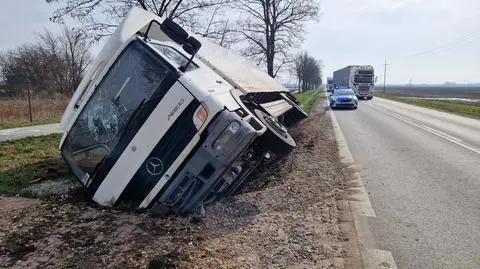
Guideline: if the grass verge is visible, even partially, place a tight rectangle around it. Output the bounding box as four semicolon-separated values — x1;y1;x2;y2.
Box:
0;117;60;130
293;89;323;114
0;133;71;196
375;92;480;119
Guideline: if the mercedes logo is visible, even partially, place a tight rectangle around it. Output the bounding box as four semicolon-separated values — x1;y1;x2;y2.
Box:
146;157;164;176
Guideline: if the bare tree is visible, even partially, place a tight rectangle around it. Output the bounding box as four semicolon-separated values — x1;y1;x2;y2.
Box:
46;0;232;42
178;6;236;47
0;28;92;97
293;51;322;91
234;0;319;78
60;27;93;92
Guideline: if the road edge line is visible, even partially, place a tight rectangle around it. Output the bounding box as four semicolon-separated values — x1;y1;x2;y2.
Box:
327;99;398;269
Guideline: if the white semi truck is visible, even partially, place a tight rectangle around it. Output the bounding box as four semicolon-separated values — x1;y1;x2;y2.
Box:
327;77;334;92
59;7;307;214
332;65;375;99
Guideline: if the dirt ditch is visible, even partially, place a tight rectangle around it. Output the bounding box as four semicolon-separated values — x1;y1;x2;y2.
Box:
0;96;361;269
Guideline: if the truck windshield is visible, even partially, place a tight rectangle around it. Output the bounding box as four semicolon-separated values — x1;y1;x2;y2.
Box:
150;43;197;71
354;75;373;83
61;40;178;181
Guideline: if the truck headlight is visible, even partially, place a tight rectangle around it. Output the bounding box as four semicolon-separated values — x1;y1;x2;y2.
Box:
213;121;241;151
193;104;208;130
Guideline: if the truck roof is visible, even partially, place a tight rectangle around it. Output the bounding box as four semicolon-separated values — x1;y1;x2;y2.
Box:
195;38;287;94
110;7;288;94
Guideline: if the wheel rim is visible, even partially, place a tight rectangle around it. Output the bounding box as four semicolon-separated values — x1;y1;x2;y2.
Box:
255;109;295;147
264;115;289;139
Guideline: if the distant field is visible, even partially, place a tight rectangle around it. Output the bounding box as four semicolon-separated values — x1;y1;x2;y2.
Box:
376;85;480;99
375;92;480;119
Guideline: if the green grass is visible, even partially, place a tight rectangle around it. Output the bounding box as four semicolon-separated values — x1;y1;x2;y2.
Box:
293;88;323;114
375;92;480;119
0;117;60;130
0;134;71;196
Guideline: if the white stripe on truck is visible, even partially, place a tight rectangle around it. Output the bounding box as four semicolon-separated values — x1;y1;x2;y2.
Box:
93;82;194;206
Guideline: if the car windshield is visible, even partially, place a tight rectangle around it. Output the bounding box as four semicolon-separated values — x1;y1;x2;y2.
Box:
354;75;373;83
61;40;176;180
334;89;354;95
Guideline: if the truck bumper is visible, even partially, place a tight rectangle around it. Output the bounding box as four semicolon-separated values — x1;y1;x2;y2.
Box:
147;109;265;214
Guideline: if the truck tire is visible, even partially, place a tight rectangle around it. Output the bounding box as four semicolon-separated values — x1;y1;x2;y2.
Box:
283;106;308;127
280;93;308;127
254;109;296;156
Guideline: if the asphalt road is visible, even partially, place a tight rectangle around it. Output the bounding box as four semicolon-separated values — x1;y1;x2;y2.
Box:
0;123;62;142
333;97;480;269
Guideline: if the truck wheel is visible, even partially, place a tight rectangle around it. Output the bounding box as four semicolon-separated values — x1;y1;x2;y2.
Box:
280;93;308;127
254;109;296;156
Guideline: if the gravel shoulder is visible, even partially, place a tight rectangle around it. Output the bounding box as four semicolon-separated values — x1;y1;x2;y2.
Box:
0;96;362;269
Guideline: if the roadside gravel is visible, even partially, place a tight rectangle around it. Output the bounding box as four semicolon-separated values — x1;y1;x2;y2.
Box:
0;96;361;269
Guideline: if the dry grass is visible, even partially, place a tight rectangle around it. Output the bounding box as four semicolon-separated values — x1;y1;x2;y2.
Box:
0;95;69;129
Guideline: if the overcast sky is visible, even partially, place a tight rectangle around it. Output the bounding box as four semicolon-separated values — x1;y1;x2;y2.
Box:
303;0;480;84
1;0;479;84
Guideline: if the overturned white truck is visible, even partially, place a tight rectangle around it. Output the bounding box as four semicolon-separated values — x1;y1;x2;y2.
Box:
59;7;307;214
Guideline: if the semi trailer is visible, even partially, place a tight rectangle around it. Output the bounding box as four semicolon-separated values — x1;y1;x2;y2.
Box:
58;7;307;214
332;65;375;99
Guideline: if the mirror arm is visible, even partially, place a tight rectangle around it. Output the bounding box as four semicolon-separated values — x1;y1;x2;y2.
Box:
180;53;196;72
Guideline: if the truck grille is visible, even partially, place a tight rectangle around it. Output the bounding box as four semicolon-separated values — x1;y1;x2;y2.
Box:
116;99;200;208
164;173;204;208
359;86;370;92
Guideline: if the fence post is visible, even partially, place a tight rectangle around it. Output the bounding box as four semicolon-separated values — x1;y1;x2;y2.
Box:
27;80;32;122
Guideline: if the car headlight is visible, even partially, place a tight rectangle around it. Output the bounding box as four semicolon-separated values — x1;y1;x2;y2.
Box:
212;121;241;150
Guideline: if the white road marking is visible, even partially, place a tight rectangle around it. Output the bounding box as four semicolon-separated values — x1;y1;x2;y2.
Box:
371;104;480;156
420;124;463;143
364;248;398;269
329;104;376;218
328;96;398;269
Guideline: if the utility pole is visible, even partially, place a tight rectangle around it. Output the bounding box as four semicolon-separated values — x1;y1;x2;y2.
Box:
383;60;388;93
27;80;32;122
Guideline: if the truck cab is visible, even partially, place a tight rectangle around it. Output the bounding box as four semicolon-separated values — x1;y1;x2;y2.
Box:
327;77;334;92
352;66;375;99
333;65;375;100
59;8;307;214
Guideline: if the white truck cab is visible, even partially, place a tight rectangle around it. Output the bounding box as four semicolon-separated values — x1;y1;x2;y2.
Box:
59;7;307;214
332;65;375;99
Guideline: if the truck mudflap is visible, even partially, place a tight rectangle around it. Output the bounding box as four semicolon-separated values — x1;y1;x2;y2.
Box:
144;109;265;214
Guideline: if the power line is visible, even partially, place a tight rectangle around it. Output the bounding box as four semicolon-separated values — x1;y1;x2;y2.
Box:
411;27;480;57
383;60;388;93
387;26;480;65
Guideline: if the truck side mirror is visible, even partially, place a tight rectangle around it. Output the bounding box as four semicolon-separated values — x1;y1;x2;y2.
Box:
183;36;202;55
161;18;188;45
